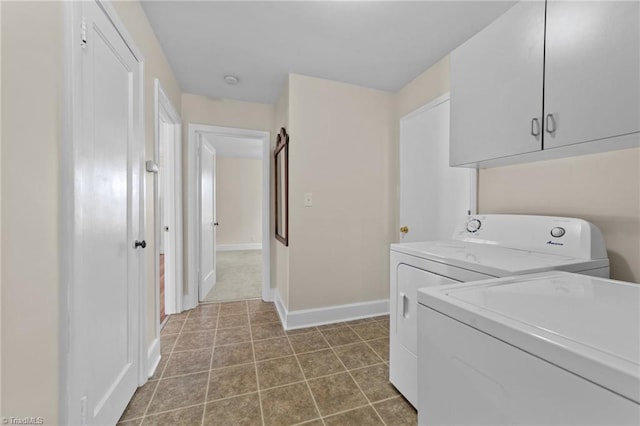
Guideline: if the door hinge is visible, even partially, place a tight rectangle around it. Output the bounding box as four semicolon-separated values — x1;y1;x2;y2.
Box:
80;17;87;48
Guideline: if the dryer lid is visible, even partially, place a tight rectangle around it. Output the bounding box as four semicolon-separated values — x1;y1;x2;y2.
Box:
418;272;640;403
390;241;608;276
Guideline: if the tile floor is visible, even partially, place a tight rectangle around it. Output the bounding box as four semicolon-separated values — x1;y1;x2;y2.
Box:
119;300;417;425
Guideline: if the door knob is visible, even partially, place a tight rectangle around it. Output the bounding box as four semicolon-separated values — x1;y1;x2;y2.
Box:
163;226;169;232
134;240;146;249
400;226;409;234
213;222;219;226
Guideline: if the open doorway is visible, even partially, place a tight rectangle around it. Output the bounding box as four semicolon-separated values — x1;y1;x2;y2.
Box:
153;79;183;328
201;134;263;302
186;125;271;310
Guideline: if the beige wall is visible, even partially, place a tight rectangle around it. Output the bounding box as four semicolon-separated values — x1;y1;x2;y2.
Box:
110;0;183;348
182;94;274;131
479;148;640;282
286;74;394;310
1;2;62;422
395;56;450;120
216;157;262;245
273;79;290;307
0;0;3;411
1;1;183;422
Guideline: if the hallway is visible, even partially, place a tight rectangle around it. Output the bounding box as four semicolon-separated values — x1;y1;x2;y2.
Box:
118;301;415;425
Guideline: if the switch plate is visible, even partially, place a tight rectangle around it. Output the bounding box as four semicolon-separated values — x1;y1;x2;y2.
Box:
304;193;313;207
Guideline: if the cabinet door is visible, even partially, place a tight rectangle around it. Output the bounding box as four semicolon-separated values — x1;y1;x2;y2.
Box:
450;1;545;166
396;264;457;356
544;1;640;149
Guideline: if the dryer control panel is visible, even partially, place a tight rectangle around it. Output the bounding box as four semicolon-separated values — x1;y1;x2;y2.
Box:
455;215;607;261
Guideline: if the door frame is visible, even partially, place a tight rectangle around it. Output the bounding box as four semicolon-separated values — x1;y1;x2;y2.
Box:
399;92;478;233
186;124;271;310
152;79;182;356
61;1;146;423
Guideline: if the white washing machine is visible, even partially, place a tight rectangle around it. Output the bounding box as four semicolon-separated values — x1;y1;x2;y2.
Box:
417;272;640;425
389;214;609;408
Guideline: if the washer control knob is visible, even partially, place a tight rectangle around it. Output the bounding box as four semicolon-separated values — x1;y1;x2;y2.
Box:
550;227;566;238
466;219;482;233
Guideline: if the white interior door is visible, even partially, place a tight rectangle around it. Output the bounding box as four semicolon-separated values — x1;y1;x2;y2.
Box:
399;97;475;243
199;139;217;299
74;1;142;424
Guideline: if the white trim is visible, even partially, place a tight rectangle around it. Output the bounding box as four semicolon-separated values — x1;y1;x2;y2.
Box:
264;287;276;303
217;243;262;252
400;92;450;122
201;134;262;159
136;52;147;389
187;124;271;310
152;79;183;365
273;289;287;323
60;4;78;423
147;338;161;379
95;0;143;61
274;295;389;331
470;169;479;215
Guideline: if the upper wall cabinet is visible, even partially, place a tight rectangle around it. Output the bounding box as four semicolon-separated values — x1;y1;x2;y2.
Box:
450;0;640;168
544;1;640;149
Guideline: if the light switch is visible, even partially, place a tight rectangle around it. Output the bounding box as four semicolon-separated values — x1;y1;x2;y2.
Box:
304;193;313;207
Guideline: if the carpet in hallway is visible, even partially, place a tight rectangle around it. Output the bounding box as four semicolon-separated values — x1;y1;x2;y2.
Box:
202;249;262;303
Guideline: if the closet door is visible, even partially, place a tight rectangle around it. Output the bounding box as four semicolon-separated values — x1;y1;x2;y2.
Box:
450;1;545;166
399;97;474;243
72;1;143;424
543;1;640;149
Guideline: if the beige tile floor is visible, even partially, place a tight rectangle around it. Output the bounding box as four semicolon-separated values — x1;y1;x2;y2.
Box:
119;300;416;425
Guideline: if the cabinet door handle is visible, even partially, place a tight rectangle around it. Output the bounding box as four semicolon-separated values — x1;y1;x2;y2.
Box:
545;114;557;134
531;117;541;136
400;292;409;318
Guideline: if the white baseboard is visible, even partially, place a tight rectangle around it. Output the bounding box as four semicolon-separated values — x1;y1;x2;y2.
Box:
263;287;276;302
272;292;389;330
273;288;288;326
147;338;161;379
217;243;262;252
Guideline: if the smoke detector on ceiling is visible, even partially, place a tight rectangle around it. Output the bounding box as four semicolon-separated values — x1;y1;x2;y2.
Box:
224;75;240;85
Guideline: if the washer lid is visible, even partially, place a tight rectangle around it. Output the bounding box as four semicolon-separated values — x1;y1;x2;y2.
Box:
418;272;640;403
390;241;608;276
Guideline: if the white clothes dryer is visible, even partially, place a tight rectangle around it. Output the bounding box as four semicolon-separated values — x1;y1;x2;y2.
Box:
389;214;609;407
417;272;639;425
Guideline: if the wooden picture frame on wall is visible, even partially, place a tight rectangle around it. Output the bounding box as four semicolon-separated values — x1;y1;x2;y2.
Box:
274;127;289;246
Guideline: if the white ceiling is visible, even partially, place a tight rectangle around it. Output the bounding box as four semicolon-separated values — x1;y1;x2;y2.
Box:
141;1;515;104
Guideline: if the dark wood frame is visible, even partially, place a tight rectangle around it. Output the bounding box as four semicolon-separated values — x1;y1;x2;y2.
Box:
274;127;289;246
